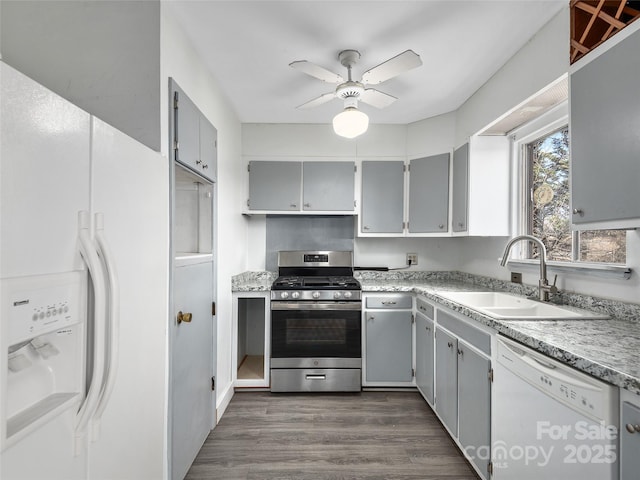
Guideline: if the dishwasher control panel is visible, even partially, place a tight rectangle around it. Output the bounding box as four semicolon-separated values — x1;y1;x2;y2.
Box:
497;336;617;424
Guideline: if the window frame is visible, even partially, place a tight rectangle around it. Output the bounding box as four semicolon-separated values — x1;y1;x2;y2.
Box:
507;101;631;279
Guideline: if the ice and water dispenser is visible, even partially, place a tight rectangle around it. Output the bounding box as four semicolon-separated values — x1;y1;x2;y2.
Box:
0;271;86;449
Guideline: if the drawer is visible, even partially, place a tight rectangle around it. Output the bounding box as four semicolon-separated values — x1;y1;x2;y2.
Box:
416;297;434;319
270;368;361;392
438;309;491;356
365;295;412;309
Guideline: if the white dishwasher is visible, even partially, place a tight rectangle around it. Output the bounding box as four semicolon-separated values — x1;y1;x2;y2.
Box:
492;336;619;479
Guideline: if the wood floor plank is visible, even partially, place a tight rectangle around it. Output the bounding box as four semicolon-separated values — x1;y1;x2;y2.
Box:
185;391;480;480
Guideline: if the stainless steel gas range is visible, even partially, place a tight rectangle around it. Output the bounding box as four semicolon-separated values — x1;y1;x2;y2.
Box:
270;251;362;392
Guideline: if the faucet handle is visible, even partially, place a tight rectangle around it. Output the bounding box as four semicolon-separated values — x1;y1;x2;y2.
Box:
549;274;559;295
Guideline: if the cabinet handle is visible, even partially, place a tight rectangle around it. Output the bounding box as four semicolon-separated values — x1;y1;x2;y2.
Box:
573;208;584;216
290;203;297;208
363;226;370;230
447;341;453;349
457;348;464;357
439;224;444;229
626;424;640;434
425;326;430;332
177;311;192;324
368;316;375;321
458;222;464;227
196;159;202;165
202;164;209;169
304;203;311;208
381;301;397;305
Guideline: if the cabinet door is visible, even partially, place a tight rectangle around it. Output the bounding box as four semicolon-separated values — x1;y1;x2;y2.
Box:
361;161;404;233
571;28;640;227
365;310;413;383
408;154;450;233
198;117;217;182
452;143;469;232
248;161;302;211
173;86;200;173
302;161;354;211
172;262;215;480
458;342;491;476
621;401;640;479
415;312;435;404
435;327;458;434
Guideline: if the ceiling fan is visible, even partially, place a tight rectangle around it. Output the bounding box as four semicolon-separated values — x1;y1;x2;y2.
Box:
290;49;422;138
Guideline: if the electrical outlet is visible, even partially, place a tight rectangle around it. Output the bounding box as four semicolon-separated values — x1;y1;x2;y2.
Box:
511;272;522;284
406;253;418;266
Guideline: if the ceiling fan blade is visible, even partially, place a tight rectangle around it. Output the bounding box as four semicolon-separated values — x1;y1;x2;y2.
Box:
290;60;344;84
360;89;397;109
361;50;422;85
296;92;336;109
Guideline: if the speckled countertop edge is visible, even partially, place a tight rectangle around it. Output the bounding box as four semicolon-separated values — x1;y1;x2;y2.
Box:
232;270;640;395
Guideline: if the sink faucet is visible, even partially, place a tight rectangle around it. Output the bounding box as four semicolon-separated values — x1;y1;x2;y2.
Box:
500;235;558;302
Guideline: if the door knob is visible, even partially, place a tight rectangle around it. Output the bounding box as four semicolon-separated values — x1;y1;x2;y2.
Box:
177;311;192;324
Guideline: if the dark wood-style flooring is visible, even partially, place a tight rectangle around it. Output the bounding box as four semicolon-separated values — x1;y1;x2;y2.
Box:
185;391;480;480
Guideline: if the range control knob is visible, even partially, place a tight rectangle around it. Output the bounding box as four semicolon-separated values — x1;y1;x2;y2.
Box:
291;292;300;299
344;291;352;299
312;291;321;299
334;291;342;299
280;292;289;299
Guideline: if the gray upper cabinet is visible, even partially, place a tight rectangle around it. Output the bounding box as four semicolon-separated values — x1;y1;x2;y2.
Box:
570;26;640;228
408;154;450;233
171;79;216;183
302;161;355;211
248;161;302;211
361;161;404;233
452;143;469;233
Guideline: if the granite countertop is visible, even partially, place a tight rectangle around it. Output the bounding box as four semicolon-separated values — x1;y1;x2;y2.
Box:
232;270;640;395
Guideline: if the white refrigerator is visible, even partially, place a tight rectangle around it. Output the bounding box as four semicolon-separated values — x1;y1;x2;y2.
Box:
0;62;170;479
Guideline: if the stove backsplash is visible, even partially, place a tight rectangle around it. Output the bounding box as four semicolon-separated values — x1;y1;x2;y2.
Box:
265;216;355;271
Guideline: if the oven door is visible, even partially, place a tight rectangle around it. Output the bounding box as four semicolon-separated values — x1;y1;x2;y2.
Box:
271;301;361;359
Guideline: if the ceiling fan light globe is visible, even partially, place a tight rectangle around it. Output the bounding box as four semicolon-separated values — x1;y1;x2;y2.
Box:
333;107;369;139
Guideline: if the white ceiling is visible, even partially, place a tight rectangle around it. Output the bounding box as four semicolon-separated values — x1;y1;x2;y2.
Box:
166;0;566;126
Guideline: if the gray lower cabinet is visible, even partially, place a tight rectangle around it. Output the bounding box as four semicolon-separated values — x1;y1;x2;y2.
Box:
408;154;450;233
570;26;640;228
248;161;302;211
302;161;355;211
457;341;491;477
621;399;640;479
451;143;469;233
361;161;404;233
435;327;458;434
435;307;492;480
364;294;413;385
415;310;435;405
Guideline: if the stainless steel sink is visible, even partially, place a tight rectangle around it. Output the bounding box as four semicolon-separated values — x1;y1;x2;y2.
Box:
436;291;608;320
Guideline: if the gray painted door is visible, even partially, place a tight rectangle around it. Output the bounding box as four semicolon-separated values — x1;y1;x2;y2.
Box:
452;143;469;232
302;161;355;211
415;312;435;404
435;327;458;434
172;262;215;480
361;161;404;233
365;310;413;383
458;343;491;476
621;401;640;479
408;153;450;233
571;28;640;225
248;161;302;211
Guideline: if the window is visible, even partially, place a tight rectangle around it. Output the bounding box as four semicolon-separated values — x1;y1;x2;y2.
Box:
524;126;626;264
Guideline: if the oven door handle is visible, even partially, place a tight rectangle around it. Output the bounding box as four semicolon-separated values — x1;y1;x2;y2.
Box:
271;301;362;311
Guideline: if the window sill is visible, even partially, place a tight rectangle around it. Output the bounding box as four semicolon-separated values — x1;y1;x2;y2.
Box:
505;259;632;280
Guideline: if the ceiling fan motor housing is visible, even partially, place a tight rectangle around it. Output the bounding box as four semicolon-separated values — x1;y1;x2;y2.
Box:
336;81;364;102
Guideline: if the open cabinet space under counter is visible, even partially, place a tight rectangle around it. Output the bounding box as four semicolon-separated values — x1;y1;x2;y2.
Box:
232;292;270;389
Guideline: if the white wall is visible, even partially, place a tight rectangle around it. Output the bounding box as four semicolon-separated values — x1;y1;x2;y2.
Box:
160;7;247;416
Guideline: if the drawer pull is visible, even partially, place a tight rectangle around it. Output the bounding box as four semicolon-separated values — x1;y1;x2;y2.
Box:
306;374;326;380
626;424;640;434
381;301;397;305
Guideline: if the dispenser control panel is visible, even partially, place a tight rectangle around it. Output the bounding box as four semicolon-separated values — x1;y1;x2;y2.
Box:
2;271;85;346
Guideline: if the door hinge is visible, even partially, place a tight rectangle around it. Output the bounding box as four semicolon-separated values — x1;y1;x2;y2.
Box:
488;368;494;383
246;199;250;208
412;368;415;378
211;376;215;391
411;314;415;324
354;165;357;173
247;164;250;172
212;302;216;316
214;140;217;149
487;461;493;475
403;164;407;172
173;91;179;110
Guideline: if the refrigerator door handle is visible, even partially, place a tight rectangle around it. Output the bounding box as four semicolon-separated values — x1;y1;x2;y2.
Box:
90;212;120;441
74;211;107;454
